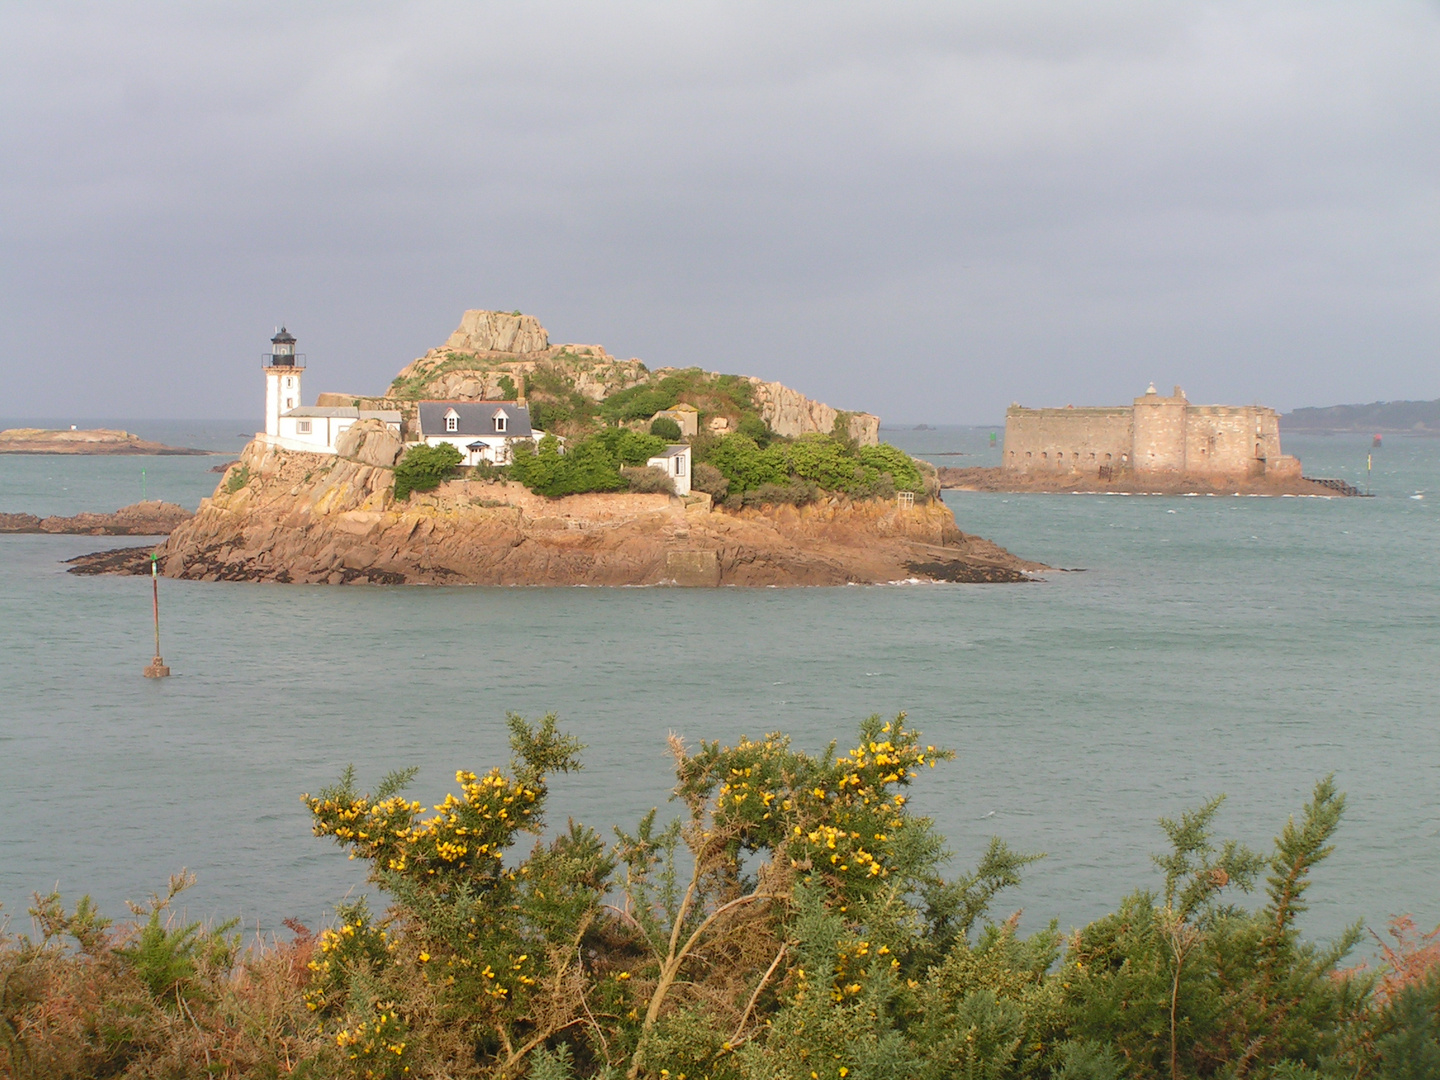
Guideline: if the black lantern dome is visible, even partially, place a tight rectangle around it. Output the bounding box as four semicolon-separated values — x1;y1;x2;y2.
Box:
269;326;297;365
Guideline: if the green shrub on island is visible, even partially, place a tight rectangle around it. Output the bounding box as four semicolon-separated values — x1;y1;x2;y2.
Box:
700;431;927;504
393;442;463;501
222;462;251;494
508;429;672;498
597;368;760;428
6;712;1438;1079
649;416;683;441
509;435;626;497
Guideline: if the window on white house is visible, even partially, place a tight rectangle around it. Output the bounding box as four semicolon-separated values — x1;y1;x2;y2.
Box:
494;415;507;433
446;415;458;432
286;398;294;409
296;420;312;434
675;456;685;473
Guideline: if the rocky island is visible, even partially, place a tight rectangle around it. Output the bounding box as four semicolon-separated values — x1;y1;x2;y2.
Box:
70;310;1041;586
1;501;192;536
0;428;210;455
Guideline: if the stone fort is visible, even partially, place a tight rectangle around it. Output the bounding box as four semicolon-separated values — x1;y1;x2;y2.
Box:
1002;385;1301;481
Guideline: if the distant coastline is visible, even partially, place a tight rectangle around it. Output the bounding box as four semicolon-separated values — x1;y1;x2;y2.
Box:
1282;398;1440;435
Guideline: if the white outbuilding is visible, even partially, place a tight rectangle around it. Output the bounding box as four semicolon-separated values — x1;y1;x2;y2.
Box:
646;445;691;495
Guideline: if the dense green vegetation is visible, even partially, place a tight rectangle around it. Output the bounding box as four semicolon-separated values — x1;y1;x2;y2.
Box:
508;429;669;498
394;443;464;500
597;369;759;427
649;416;683;441
3;714;1437;1079
379;351;936;507
697;432;927;505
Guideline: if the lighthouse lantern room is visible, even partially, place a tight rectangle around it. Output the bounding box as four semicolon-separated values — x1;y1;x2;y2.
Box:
262;326;306;438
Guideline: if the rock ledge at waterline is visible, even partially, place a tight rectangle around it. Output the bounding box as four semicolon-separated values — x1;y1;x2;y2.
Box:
69;435;1042;586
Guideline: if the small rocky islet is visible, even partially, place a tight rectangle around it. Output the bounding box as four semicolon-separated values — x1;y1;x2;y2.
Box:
66;309;1044;586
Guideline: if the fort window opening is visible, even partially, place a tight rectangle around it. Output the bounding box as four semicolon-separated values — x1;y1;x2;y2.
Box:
296;420;311;434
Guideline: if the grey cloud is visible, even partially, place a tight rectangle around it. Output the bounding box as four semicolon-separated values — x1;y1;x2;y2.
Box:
1;1;1437;422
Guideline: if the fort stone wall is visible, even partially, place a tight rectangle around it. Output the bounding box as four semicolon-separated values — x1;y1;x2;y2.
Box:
1182;406;1281;478
1002;385;1300;483
1002;407;1132;475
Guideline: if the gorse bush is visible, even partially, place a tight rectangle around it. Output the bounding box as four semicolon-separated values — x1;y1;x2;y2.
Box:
3;714;1436;1079
393;442;463;500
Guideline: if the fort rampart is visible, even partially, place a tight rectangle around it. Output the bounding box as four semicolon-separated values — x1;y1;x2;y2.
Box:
1002;386;1301;482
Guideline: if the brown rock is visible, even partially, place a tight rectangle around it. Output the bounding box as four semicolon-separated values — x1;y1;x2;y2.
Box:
335;418;403;467
66;436;1043;587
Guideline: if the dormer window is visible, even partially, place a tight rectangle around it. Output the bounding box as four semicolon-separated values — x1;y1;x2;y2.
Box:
493;410;508;433
445;408;459;433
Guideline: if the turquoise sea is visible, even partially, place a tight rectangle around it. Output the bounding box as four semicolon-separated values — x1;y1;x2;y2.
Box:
0;422;1435;952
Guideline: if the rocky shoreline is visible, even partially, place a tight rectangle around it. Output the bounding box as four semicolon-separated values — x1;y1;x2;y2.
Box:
67;436;1044;586
1;501;193;536
0;428;212;455
936;465;1361;496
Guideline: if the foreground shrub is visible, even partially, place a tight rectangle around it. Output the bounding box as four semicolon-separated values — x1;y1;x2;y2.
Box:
4;714;1430;1079
0;873;326;1079
393;442;463;500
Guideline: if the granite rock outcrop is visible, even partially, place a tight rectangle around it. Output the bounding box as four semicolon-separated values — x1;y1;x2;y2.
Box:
321;310;880;444
69;440;1042;586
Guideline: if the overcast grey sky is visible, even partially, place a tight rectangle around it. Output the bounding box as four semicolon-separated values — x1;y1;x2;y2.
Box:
2;2;1437;423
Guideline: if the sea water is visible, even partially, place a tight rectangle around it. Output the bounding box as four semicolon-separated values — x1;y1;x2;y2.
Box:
0;424;1435;950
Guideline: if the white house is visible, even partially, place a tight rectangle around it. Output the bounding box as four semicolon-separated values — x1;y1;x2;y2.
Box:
416;400;547;465
277;406;402;452
646;444;691;495
259;327;401;453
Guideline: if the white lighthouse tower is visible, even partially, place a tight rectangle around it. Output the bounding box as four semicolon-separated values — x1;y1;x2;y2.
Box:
263;327;304;437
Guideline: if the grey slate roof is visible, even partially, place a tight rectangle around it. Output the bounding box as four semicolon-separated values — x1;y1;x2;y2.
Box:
650;444;688;458
417;401;535;439
284;406;360;417
281;407;402;423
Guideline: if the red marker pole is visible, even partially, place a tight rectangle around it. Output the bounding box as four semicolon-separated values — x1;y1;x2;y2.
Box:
144;553;170;678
